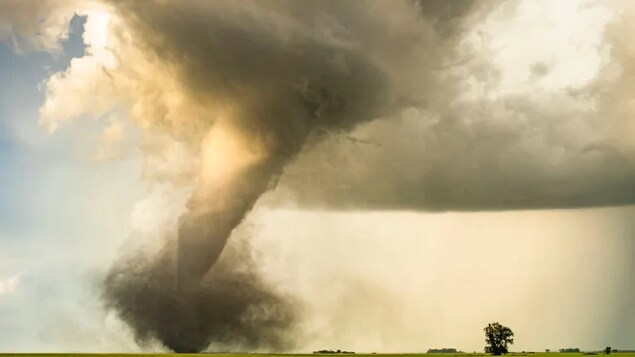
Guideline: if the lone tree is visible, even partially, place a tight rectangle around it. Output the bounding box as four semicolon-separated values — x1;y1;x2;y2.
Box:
484;322;514;355
604;347;612;355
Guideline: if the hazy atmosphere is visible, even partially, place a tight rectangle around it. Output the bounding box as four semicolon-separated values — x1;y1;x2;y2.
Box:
0;0;634;353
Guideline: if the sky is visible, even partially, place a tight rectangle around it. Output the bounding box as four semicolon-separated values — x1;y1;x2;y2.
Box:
0;0;634;353
0;15;144;351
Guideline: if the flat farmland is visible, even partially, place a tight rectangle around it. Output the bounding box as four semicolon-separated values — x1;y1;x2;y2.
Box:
1;353;634;357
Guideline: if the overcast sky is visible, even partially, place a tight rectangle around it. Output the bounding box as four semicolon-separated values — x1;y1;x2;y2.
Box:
0;0;634;353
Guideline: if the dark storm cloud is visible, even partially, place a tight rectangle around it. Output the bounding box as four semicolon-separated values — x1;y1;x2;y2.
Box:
274;93;635;211
270;1;635;211
415;0;479;37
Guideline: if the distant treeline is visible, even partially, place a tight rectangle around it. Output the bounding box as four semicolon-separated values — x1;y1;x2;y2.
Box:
428;348;463;353
560;349;582;353
313;350;355;354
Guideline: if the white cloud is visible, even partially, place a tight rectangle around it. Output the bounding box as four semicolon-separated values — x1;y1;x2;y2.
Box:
0;272;22;296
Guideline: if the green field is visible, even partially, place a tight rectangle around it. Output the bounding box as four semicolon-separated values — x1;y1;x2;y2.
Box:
1;353;634;357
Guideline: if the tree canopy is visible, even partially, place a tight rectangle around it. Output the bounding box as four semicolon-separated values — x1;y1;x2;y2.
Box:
484;322;514;355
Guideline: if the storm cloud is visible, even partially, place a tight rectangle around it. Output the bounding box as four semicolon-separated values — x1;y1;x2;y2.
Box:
272;0;635;211
3;0;635;352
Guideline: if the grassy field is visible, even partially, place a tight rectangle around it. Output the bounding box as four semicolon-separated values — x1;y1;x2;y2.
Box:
0;352;635;357
1;353;635;357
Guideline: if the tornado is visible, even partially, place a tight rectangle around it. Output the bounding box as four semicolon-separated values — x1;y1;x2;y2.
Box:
103;82;386;352
99;1;393;351
91;0;480;352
